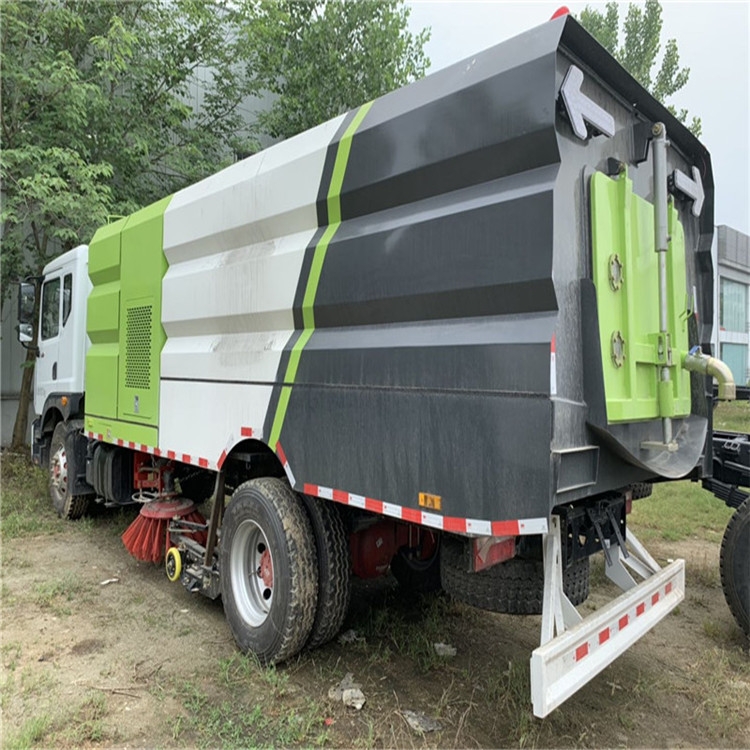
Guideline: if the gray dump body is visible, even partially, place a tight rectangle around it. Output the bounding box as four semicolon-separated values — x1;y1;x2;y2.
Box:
261;15;715;525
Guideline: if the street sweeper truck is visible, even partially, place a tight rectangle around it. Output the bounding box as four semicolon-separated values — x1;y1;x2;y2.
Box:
17;14;743;717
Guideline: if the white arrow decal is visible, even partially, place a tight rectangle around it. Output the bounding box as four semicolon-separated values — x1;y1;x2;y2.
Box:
672;166;704;217
560;65;615;141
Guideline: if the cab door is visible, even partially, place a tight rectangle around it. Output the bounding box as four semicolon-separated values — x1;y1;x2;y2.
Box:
35;273;62;414
35;270;77;413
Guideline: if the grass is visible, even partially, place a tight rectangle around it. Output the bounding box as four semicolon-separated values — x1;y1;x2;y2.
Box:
170;675;327;749
713;399;749;433
346;588;463;674
629;480;734;543
33;571;89;616
0;451;59;540
1;436;748;748
59;692;111;745
684;647;750;738
3;715;53;750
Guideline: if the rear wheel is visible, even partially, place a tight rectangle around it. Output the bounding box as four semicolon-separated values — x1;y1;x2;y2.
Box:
49;421;90;520
720;498;750;637
220;478;318;664
301;495;351;649
441;536;589;614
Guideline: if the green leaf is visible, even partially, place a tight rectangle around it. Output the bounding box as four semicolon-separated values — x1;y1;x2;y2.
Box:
578;0;700;135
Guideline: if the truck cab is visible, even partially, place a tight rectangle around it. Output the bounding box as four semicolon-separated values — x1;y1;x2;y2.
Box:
18;245;90;465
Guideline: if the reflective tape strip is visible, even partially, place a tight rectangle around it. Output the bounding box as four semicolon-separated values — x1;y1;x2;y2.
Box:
531;560;685;717
550;335;557;396
302;482;548;536
276;442;296;487
85;432;216;470
574;576;678;663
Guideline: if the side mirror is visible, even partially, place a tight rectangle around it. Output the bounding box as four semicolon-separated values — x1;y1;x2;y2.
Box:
17;281;36;345
17;322;33;344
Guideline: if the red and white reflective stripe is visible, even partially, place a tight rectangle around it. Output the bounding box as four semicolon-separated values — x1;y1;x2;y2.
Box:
218;426;262;469
303;482;548;536
275;442;296;487
86;431;217;471
573;579;674;664
550;335;557;396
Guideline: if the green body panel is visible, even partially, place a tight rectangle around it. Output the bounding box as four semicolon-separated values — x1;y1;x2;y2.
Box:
590;171;690;423
85;197;171;445
85;218;126;420
84;415;158;449
116;196;171;427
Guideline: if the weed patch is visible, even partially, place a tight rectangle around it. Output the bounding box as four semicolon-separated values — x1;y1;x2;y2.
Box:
171;678;326;749
3;714;53;750
33;571;90;616
0;452;58;540
713;400;749;433
630;481;733;543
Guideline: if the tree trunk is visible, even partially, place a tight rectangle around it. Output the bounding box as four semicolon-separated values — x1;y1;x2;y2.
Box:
10;282;40;451
10;351;36;450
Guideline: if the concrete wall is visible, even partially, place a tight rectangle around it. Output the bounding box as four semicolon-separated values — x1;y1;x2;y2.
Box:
1;297;33;446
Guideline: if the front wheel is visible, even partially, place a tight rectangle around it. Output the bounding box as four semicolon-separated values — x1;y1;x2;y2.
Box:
220;478;318;664
49;422;90;520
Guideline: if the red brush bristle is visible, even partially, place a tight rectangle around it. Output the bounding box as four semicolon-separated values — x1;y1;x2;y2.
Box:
122;512;168;563
122;504;208;564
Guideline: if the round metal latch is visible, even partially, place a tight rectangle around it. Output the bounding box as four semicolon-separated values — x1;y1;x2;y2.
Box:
608;253;624;291
611;331;626;367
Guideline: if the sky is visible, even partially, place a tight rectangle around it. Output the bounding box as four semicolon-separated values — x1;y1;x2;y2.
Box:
407;1;750;235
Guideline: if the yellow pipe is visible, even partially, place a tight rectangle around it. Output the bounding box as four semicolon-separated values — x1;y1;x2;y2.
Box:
682;349;736;400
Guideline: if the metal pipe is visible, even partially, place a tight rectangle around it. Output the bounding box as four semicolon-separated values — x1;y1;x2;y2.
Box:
652;123;670;332
683;348;737;401
652;123;673;445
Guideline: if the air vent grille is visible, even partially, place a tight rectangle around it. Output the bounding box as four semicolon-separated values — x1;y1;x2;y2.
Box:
125;305;152;389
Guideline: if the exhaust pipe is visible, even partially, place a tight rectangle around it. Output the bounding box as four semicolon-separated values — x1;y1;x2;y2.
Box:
683;346;736;401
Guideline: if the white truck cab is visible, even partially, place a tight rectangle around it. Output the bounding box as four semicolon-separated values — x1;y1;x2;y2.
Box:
17;245;90;466
34;245;91;414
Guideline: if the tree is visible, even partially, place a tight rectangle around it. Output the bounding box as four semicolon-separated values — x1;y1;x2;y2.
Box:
239;0;430;139
2;0;261;449
579;0;701;136
1;0;430;449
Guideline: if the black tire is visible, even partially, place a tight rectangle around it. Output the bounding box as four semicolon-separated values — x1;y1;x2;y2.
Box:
720;497;750;638
390;532;442;593
49;422;90;520
301;495;351;649
630;482;653;499
220;477;318;664
440;536;590;614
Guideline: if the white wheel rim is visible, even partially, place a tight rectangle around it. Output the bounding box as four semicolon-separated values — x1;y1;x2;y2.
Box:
230;519;274;627
50;444;68;499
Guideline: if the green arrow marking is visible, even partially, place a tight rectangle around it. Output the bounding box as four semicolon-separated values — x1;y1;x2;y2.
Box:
269;102;373;450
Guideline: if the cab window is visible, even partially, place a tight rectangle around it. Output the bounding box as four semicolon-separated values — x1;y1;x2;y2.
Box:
63;274;73;326
41;277;61;340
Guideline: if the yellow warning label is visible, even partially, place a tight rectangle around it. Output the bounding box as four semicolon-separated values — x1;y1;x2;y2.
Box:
418;492;442;511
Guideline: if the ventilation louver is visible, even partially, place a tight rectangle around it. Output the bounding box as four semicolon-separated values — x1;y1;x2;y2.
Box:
125;305;152;390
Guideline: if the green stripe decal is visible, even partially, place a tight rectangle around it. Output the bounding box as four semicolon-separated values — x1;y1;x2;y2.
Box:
269;102;373;450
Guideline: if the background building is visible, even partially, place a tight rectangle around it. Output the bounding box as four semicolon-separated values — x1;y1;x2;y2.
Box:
713;225;750;386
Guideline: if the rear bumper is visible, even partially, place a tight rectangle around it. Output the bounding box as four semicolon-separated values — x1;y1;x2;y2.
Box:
531;558;685;717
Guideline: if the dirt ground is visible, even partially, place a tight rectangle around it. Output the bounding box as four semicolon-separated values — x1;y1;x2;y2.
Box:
2;509;749;748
